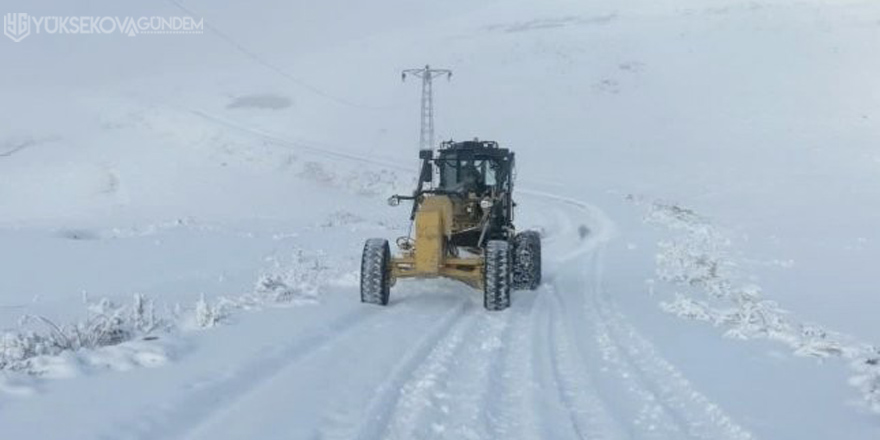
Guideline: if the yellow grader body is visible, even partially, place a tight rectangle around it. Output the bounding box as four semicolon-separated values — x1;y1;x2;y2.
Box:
360;139;541;311
389;196;484;290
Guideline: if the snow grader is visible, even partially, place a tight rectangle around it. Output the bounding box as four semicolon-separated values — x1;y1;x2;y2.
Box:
360;139;541;311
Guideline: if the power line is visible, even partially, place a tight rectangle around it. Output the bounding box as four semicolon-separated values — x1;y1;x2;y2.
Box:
167;0;380;110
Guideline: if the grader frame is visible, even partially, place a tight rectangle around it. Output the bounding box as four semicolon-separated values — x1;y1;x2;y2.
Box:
360;139;541;311
389;196;485;289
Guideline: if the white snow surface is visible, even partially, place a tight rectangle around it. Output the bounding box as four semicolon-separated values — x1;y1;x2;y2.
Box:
2;0;879;438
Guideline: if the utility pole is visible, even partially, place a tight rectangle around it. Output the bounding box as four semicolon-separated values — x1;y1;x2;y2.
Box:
402;65;452;151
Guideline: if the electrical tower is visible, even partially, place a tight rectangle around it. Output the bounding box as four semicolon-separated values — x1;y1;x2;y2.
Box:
402;65;452;151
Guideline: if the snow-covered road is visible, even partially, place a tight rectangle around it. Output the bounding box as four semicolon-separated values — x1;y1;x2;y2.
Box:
3;0;880;438
70;193;748;440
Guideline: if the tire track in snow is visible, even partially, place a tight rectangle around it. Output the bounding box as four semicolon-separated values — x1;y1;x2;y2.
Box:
113;304;400;440
529;286;585;439
355;305;484;440
424;307;513;439
186;109;627;438
534;207;575;246
478;291;538;439
185;292;477;440
589;248;754;440
525;198;673;439
545;198;754;440
478;291;544;440
589;283;695;438
553;231;700;439
545;285;629;440
184;109;753;438
526;282;625;440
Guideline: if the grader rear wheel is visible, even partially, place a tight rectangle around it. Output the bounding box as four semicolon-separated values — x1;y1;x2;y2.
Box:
513;230;542;290
484;240;511;311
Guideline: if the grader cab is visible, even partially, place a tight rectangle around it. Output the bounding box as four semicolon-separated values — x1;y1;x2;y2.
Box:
360;139;541;311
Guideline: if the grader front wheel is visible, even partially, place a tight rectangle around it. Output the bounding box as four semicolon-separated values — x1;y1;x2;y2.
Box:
484;240;512;311
360;238;391;306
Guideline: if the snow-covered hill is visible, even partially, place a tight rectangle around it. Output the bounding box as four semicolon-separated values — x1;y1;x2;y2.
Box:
1;0;879;438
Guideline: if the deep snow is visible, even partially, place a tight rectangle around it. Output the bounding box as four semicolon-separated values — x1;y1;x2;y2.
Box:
2;0;879;438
